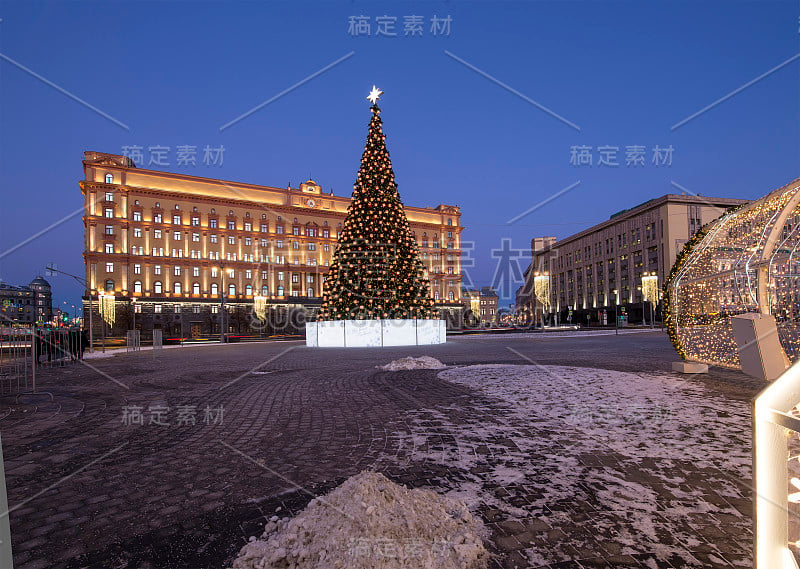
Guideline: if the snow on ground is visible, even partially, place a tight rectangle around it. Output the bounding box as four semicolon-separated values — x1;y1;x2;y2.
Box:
229;471;489;569
374;365;753;568
378;356;447;371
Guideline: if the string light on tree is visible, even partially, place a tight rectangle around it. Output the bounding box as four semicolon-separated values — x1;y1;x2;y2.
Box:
319;87;436;322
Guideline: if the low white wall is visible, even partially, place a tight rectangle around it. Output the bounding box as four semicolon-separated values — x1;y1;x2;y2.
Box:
305;319;446;347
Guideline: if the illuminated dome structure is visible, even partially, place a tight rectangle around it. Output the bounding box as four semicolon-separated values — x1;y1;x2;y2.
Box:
665;177;800;369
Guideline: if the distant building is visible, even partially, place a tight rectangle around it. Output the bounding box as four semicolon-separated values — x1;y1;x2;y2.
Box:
0;276;53;325
518;237;557;324
479;286;499;325
527;194;748;325
80;152;465;335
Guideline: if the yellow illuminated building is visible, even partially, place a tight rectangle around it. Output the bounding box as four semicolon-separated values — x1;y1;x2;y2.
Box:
80;152;464;335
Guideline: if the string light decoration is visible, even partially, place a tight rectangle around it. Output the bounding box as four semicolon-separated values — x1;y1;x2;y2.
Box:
664;178;800;368
534;272;550;311
253;295;267;321
318;89;436;321
98;292;116;326
641;272;659;303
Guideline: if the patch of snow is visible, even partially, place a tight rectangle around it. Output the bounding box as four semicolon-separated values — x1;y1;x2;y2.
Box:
229;471;489;569
378;356;447;371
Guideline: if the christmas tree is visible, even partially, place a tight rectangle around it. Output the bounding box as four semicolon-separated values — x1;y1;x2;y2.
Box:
318;87;437;321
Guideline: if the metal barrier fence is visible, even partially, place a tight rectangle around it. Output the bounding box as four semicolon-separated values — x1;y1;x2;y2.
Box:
152;329;163;357
0;327;88;396
0;328;33;396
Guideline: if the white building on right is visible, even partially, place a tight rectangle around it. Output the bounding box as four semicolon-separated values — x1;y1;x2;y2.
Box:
527;193;748;324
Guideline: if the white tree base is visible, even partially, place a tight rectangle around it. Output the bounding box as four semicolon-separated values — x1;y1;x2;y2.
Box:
671;361;708;374
306;319;446;347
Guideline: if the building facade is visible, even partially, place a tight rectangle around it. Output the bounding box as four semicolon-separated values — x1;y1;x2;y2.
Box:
479;286;499;325
0;276;53;325
527;194;748;325
80;152;464;336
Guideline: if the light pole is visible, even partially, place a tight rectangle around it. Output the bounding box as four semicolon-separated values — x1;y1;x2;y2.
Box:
613;288;619;335
219;264;226;343
533;271;550;330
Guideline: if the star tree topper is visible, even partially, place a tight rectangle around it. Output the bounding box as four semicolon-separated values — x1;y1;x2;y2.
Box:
366;85;383;105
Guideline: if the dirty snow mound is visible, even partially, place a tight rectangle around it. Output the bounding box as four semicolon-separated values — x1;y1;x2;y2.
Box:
230;471;488;569
378;356;446;371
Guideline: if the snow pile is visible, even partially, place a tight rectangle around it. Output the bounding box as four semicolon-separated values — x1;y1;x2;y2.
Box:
378;356;447;371
230;471;488;569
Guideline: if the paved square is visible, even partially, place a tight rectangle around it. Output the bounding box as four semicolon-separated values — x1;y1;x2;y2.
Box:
0;331;762;568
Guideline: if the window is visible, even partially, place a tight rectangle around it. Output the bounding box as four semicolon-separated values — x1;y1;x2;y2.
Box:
209;218;218;229
448;291;455;301
245;284;253;296
277;240;284;249
191;216;199;226
260;223;268;233
211;283;218;295
211;305;218;314
154;265;162;275
153;213;162;223
104;280;114;292
292;274;299;283
154;229;162;239
174;266;182;276
133;227;142;238
132;211;142;222
105;192;114;202
307;275;314;283
228;236;235;245
192;233;200;242
293;226;300;236
174;304;181;313
192;282;200;295
323;243;329;252
173;231;181;241
227;221;235;230
307;287;313;297
227;269;235;279
260;239;268;247
276;225;284;234
104;208;114;219
228;284;236;296
174;282;182;294
154;281;163;294
193;305;200;314
134;303;142;313
134;264;141;274
105;174;114;184
104;243;114;254
244;222;252;231
292;241;300;250
210;234;218;243
261;285;269;295
308;243;316;251
323;229;329;238
210;267;218;278
277;285;284;296
154;303;162;313
173;215;181;225
105;262;114;272
245;270;252;279
278;271;284;281
133;281;142;294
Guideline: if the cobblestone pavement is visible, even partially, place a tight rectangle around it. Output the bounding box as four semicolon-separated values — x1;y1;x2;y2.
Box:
0;331;762;568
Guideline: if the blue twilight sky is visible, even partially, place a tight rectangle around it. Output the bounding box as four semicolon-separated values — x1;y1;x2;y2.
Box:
0;0;798;309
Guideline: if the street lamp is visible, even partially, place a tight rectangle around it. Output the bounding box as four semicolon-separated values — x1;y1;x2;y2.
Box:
219;264;226;343
641;272;658;329
612;288;619;335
